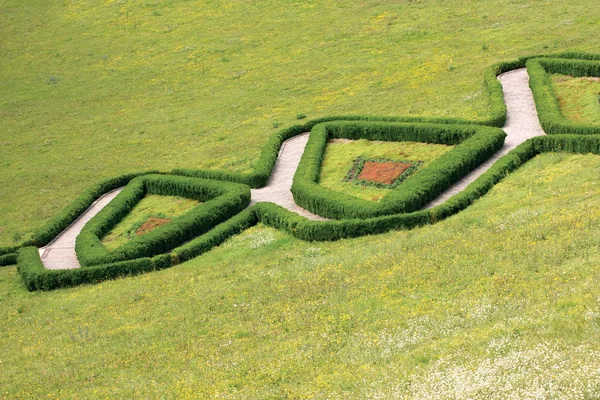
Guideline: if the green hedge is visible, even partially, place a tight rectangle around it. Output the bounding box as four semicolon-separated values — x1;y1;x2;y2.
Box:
172;208;259;264
17;246;172;291
261;134;600;241
14;51;600;291
0;252;18;267
291;121;505;219
527;58;600;136
0;246;18;256
26;171;159;247
76;174;251;266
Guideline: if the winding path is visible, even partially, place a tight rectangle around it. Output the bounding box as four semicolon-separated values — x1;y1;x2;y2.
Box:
426;68;545;207
38;68;544;270
38;188;123;269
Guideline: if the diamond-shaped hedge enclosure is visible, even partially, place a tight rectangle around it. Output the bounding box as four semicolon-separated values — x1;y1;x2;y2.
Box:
291;120;506;219
75;174;251;266
527;57;600;135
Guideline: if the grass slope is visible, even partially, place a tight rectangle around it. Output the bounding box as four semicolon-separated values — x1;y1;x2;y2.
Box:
551;74;600;124
101;194;199;250
320;140;453;201
2;153;600;398
1;0;600;245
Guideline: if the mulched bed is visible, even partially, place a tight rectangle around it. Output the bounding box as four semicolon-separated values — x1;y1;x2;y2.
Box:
344;157;423;189
135;217;172;236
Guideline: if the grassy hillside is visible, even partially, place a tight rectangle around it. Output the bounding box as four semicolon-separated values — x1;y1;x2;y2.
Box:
1;0;599;245
2;0;600;397
2;153;600;398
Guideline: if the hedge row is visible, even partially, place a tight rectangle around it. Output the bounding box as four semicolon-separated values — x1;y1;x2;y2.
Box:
13;51;600;291
262;134;600;241
0;252;18;267
527;58;600;135
17;246;172;291
16;210;261;291
27;171;159;248
16;134;600;290
291;121;505;219
75;174;251;266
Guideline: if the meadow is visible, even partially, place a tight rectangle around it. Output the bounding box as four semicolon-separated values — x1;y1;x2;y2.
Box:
2;0;600;397
551;74;600;124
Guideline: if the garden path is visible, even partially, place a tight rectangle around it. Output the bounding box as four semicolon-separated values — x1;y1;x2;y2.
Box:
250;134;328;220
425;68;546;208
38;68;544;270
38;188;123;269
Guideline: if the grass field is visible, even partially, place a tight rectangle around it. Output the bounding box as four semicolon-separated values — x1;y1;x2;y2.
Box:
2;153;600;398
320;140;453;201
101;194;199;250
551;74;600;124
1;0;599;245
2;0;600;397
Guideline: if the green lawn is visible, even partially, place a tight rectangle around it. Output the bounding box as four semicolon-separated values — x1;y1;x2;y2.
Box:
551;74;600;124
2;0;600;397
320;139;453;201
101;194;199;250
1;0;599;245
2;153;600;398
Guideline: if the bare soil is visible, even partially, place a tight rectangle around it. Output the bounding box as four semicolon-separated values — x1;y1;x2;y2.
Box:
358;161;412;185
136;217;172;236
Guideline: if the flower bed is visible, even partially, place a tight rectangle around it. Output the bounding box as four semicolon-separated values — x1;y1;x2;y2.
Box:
344;157;423;188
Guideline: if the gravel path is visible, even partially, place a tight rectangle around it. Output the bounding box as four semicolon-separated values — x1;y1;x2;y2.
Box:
38;67;544;269
250;134;327;220
425;68;546;208
38;188;123;269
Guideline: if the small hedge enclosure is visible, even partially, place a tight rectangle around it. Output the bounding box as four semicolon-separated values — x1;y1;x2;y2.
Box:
7;52;600;290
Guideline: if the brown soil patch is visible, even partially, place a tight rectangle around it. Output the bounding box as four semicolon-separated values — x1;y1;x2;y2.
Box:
136;217;171;236
358;161;412;185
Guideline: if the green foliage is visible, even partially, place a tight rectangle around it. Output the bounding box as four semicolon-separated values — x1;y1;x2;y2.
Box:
16;246;172;291
528;57;600;135
27;172;158;247
76;174;251;266
12;51;600;290
0;252;17;267
292;121;505;219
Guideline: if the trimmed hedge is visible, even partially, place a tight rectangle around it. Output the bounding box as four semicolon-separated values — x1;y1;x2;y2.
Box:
259;134;600;241
0;252;18;267
172;208;259;264
527;58;600;135
291;121;505;219
26;171;159;247
17;246;172;291
14;51;600;291
76;174;251;266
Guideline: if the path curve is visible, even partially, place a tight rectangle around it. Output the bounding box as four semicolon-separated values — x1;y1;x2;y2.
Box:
39;188;123;269
250;134;327;220
425;68;545;208
39;68;545;270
